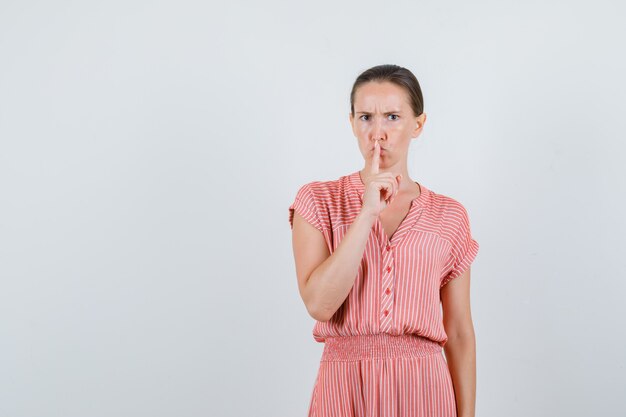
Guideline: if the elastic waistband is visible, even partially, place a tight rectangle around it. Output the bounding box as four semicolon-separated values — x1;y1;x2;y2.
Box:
320;333;442;362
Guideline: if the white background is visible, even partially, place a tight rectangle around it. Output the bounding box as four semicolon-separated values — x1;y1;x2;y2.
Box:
1;1;625;416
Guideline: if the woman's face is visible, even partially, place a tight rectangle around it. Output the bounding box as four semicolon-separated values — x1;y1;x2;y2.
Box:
349;81;426;168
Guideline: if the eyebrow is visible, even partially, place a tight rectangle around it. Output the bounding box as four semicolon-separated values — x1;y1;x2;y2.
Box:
356;110;402;115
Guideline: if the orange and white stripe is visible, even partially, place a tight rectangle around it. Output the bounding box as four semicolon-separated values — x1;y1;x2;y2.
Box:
289;170;479;417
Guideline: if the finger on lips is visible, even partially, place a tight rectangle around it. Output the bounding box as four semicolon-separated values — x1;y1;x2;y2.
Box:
366;140;405;208
372;140;380;174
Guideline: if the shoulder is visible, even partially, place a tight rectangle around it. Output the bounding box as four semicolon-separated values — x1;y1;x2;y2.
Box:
425;188;474;237
433;191;470;216
293;174;347;205
425;187;469;215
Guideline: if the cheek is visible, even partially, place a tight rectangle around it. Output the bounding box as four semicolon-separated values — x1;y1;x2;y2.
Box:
356;124;369;134
391;122;407;131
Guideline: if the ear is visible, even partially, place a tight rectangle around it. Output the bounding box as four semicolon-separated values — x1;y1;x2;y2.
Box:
412;113;427;137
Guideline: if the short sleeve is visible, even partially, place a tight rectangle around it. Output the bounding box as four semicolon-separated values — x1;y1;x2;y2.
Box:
440;204;479;288
288;183;325;233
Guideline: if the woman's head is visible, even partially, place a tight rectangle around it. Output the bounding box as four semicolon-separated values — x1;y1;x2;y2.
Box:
350;64;424;118
349;64;427;170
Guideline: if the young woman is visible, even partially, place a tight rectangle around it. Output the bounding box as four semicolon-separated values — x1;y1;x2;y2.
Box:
288;64;479;417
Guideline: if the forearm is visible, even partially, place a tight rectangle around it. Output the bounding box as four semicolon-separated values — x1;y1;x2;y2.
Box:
307;210;376;321
443;332;476;417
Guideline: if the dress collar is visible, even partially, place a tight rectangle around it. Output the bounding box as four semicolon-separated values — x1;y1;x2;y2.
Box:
347;170;430;208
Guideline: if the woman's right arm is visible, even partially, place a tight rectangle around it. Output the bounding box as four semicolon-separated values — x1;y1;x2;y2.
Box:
292;141;398;321
291;208;376;322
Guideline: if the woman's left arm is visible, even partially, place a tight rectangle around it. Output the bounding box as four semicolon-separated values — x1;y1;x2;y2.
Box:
441;266;476;417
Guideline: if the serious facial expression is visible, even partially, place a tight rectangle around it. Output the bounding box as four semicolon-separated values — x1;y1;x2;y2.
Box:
349;81;424;165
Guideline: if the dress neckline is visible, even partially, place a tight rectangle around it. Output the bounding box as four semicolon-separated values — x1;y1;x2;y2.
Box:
347;170;429;208
346;170;430;245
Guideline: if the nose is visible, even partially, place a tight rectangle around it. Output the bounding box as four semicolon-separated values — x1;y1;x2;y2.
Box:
371;118;385;143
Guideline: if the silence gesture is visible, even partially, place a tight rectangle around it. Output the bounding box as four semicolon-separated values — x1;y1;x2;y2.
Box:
360;140;402;217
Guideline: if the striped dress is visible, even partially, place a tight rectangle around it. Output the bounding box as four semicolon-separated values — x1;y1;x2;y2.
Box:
288;170;479;417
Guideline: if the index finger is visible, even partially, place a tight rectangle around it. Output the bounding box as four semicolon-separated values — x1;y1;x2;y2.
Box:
371;140;380;174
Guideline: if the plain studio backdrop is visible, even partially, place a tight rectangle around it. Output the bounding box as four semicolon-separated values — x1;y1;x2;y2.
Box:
1;1;625;416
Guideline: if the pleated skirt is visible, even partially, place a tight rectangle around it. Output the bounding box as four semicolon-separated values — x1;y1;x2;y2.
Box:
307;333;457;417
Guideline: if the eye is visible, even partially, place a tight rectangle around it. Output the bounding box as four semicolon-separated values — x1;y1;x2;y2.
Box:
388;114;399;121
359;115;369;121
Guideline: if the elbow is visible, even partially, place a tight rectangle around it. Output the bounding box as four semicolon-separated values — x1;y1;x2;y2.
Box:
302;270;334;322
307;302;332;322
306;291;335;322
445;327;476;346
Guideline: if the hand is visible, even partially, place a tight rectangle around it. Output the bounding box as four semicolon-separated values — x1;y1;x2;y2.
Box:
360;140;402;217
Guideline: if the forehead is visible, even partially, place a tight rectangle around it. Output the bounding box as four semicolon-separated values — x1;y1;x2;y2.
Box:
354;81;410;111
